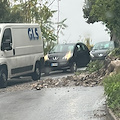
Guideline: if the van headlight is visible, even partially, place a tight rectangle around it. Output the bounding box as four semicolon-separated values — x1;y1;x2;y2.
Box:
62;51;72;60
44;54;49;61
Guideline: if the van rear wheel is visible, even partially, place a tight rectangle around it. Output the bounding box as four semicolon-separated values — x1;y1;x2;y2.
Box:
0;68;7;88
32;63;41;81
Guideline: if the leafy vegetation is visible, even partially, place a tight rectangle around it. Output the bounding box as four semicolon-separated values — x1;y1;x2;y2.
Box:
83;0;120;45
86;60;104;73
103;73;120;117
103;48;120;118
109;48;120;59
0;0;22;22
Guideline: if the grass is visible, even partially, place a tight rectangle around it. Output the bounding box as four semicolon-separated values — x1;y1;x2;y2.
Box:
86;60;104;73
103;73;120;118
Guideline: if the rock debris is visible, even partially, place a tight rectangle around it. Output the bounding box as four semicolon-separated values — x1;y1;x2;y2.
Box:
32;71;105;90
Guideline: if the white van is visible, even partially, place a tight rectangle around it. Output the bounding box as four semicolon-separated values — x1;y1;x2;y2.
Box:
0;23;44;88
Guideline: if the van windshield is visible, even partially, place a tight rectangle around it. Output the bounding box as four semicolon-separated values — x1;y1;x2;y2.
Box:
93;41;114;50
50;44;74;53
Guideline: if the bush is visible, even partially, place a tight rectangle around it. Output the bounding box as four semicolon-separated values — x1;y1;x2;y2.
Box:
86;60;104;73
109;48;120;58
103;73;120;117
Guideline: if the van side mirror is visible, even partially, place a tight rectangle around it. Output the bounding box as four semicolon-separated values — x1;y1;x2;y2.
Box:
1;39;12;51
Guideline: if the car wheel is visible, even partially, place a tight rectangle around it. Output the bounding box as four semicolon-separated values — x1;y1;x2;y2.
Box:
0;68;7;88
32;63;41;81
70;62;77;73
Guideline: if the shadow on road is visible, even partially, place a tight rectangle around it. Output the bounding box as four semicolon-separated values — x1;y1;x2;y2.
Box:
42;70;72;77
7;77;33;87
6;70;72;87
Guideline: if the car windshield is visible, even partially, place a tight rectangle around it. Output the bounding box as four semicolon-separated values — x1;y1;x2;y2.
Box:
92;41;114;50
50;44;74;53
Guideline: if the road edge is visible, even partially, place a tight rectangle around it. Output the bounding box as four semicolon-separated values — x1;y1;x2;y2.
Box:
106;106;119;120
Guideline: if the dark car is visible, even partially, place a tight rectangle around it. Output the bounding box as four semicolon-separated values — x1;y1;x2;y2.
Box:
90;41;116;60
43;42;90;75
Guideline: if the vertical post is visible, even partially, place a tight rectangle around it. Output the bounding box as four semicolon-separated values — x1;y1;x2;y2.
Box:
57;0;60;44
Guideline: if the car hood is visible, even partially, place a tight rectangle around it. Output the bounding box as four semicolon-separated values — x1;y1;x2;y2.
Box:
90;49;110;57
47;52;68;61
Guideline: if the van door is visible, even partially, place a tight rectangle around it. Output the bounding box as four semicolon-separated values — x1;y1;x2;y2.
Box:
1;28;16;77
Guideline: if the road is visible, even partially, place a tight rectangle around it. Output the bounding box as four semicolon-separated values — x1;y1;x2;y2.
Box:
0;68;112;120
0;86;110;120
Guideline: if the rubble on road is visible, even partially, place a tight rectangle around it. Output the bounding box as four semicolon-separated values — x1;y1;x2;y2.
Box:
0;70;105;93
31;71;105;90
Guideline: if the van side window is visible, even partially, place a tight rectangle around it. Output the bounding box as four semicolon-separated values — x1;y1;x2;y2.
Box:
2;28;12;43
1;28;12;51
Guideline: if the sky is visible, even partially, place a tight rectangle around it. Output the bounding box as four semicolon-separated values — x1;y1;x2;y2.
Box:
51;0;110;45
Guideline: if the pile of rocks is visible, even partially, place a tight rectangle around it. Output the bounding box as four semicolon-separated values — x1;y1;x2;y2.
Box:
32;71;105;90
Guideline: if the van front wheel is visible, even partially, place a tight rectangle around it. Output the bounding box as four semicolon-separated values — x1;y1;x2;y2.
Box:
0;68;7;88
32;63;41;81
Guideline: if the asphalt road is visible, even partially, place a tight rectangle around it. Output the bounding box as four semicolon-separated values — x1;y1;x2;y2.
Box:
0;86;109;120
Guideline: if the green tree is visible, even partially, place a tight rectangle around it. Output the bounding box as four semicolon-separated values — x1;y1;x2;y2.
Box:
39;4;57;54
11;0;39;23
0;0;10;22
9;4;24;22
0;0;23;23
83;0;97;24
83;0;120;45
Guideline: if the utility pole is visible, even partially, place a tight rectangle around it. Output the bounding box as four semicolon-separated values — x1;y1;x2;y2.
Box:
57;0;60;44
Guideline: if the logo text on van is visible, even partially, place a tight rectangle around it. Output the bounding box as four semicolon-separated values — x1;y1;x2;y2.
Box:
28;28;39;40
